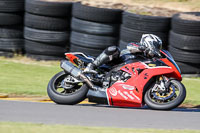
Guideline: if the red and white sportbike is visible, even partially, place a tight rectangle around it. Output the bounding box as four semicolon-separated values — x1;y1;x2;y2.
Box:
47;50;186;110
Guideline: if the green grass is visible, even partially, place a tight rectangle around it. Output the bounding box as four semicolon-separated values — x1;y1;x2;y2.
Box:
0;58;60;96
182;78;200;105
0;122;200;133
0;57;200;106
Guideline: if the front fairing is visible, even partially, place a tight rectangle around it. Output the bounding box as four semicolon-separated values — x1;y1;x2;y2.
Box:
106;50;183;107
160;50;181;74
160;50;182;80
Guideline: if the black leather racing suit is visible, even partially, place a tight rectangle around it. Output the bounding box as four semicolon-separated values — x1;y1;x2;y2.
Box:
84;42;146;71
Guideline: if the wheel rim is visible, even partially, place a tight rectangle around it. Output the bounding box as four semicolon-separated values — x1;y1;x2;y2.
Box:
147;82;181;104
53;74;83;95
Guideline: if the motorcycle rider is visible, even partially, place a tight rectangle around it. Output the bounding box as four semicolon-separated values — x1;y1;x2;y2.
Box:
84;34;163;73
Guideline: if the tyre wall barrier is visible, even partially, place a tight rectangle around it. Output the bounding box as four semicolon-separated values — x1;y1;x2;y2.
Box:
169;12;200;74
70;2;122;57
0;0;199;74
0;0;24;57
119;11;171;50
23;0;72;60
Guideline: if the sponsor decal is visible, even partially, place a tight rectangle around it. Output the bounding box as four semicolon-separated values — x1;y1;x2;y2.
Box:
124;91;134;100
148;63;156;67
130;91;140;101
122;85;135;91
118;90;128;100
109;87;117;96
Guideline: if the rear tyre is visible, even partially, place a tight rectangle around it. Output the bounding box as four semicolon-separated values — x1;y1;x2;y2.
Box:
47;71;88;104
144;80;186;110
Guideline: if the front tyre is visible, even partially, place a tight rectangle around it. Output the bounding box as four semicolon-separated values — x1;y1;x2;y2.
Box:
47;71;88;105
144;80;186;110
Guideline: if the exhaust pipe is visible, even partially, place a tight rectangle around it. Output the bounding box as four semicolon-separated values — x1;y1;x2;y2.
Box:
60;60;99;90
60;60;81;78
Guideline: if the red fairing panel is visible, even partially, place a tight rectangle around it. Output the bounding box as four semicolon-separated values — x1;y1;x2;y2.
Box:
106;62;174;107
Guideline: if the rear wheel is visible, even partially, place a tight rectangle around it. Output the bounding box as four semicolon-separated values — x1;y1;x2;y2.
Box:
47;71;88;104
144;79;186;110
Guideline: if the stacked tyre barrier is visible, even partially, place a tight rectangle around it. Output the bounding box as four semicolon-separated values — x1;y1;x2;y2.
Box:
24;0;72;60
0;0;24;57
119;12;171;50
70;2;122;57
169;12;200;74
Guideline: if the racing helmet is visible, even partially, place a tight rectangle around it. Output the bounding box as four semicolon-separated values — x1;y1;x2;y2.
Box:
140;34;162;50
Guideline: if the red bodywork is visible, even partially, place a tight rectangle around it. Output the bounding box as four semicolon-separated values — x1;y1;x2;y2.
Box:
65;53;78;65
106;53;182;107
65;51;182;108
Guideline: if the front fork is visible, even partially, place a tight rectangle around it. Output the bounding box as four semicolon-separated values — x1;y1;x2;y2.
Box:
152;76;170;92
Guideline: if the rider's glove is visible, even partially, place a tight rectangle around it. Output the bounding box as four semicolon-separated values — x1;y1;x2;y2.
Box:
144;48;156;58
138;45;146;52
144;48;162;58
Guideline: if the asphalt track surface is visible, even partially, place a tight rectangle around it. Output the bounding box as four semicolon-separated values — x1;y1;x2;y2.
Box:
0;100;200;129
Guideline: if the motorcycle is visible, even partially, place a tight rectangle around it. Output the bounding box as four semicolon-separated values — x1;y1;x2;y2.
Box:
47;49;186;110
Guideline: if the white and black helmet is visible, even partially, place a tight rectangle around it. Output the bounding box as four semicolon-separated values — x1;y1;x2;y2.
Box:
140;34;162;50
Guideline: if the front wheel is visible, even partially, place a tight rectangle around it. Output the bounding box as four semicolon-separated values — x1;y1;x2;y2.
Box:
144;79;186;110
47;71;89;105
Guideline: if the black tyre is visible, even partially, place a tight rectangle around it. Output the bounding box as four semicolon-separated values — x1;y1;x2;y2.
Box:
144;79;186;110
0;38;24;52
25;0;73;17
26;53;64;61
120;26;168;47
0;0;24;12
70;43;103;57
169;45;200;64
0;26;23;38
25;40;67;56
0;13;23;25
71;17;120;36
123;12;170;32
169;30;200;51
24;27;70;44
176;61;200;74
172;12;200;36
72;2;122;23
47;71;88;104
70;31;118;49
25;13;70;31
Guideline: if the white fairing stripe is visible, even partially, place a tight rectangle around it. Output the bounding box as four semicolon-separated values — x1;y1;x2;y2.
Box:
141;62;171;69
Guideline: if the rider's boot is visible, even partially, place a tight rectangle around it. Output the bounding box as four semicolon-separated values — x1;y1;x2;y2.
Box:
84;46;120;73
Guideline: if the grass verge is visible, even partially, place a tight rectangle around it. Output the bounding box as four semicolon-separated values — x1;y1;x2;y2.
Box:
0;57;200;106
0;122;200;133
0;57;60;96
182;77;200;106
